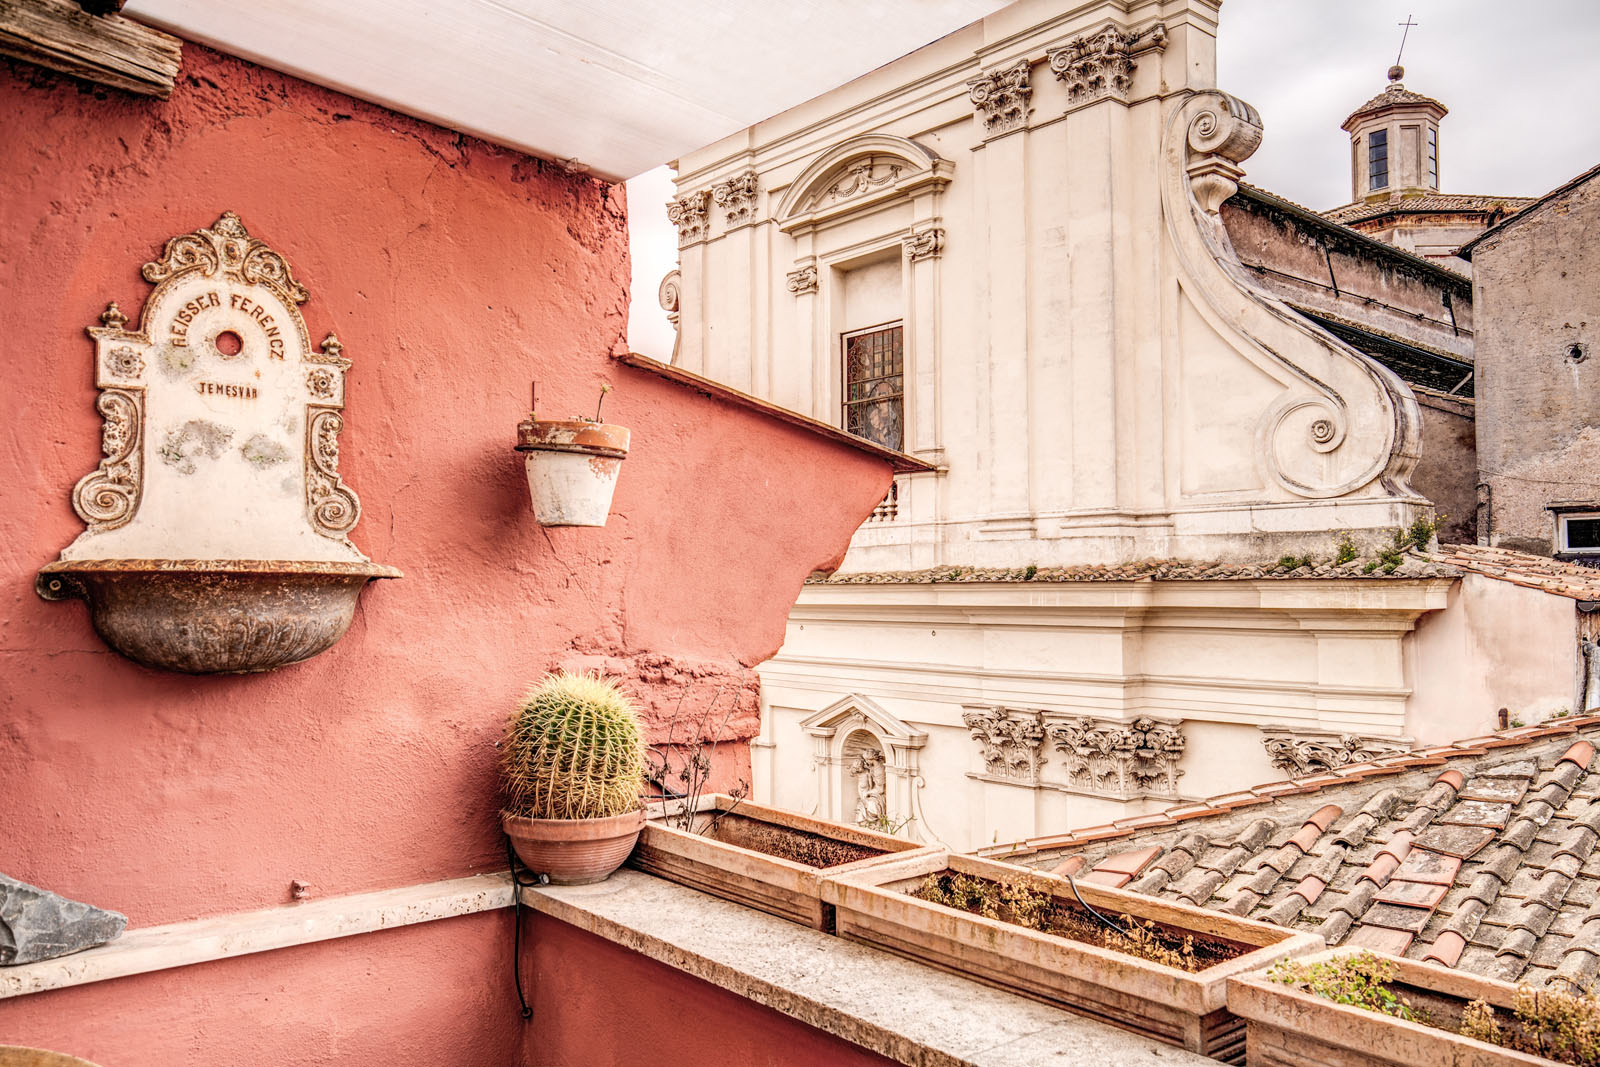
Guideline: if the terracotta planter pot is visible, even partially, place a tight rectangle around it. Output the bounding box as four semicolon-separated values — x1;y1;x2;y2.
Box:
630;794;938;931
819;850;1324;1064
1228;948;1559;1066
514;418;630;527
502;808;645;885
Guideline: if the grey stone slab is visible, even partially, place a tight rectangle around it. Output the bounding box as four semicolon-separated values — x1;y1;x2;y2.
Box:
0;874;125;966
526;871;1218;1067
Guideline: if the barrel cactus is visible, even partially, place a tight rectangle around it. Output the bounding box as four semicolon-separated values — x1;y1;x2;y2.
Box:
502;671;645;820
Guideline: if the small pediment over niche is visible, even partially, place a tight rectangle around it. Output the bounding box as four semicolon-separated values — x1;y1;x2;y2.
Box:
800;693;927;749
776;134;953;236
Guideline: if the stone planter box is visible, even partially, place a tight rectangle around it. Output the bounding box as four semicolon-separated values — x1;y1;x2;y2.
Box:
629;794;936;932
1228;948;1560;1066
819;850;1324;1064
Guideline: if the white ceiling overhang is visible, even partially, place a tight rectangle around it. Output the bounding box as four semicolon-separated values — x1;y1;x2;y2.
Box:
125;0;1011;182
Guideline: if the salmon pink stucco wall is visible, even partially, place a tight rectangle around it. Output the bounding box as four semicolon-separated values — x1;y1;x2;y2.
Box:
0;912;520;1066
524;914;899;1067
0;43;893;1063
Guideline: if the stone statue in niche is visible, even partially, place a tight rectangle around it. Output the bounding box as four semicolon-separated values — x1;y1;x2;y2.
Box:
37;212;398;674
844;733;888;828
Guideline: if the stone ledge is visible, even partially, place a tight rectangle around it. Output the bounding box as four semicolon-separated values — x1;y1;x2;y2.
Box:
523;869;1216;1067
0;873;512;1000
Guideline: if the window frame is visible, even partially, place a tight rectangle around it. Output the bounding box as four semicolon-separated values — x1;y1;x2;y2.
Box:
1426;126;1438;189
1557;511;1600;556
840;319;906;453
1368;129;1390;191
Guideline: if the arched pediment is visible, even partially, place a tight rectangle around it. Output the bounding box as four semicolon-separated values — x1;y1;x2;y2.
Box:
800;693;927;749
776;135;953;235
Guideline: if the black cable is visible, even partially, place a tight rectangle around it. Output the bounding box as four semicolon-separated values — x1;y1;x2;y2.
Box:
505;835;547;1021
1061;868;1128;937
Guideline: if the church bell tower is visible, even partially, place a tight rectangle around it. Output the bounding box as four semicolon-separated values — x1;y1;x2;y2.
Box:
1342;65;1448;202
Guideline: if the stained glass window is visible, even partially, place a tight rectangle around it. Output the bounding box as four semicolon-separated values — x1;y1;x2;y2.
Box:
843;324;904;451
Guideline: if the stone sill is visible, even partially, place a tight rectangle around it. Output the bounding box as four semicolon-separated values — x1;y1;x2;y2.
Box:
523;869;1216;1067
0;873;512;1000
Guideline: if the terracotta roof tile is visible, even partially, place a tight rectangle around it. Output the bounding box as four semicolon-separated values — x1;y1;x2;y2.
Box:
1006;722;1600;988
809;551;1462;586
1322;192;1535;227
1428;544;1600;602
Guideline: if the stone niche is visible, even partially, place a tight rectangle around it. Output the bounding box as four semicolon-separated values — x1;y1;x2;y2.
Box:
37;212;399;674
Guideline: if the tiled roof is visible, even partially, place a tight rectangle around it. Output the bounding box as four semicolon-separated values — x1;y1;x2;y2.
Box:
983;719;1600;989
1431;544;1600;602
1459;161;1600;259
807;554;1458;585
1322;193;1535;227
1342;83;1447;128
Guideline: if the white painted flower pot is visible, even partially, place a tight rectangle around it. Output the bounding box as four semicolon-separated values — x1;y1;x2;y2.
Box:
515;418;630;527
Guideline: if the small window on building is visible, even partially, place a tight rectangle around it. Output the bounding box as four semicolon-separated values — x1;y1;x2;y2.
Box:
1368;129;1389;190
1558;512;1600;555
843;323;904;451
1426;127;1438;189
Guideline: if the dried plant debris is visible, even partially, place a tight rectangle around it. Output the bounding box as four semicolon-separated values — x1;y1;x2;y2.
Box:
1273;951;1600;1066
908;871;1242;972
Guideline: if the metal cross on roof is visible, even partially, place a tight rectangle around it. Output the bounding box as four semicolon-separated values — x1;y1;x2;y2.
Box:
1395;14;1419;67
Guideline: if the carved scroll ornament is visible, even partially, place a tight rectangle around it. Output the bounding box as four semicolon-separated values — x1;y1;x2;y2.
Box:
962;707;1046;780
1262;731;1412;778
712;171;759;225
903;227;945;262
1051;716;1187;797
967;59;1032;133
1161;90;1421;502
667;190;711;246
1047;21;1166;105
786;264;819;295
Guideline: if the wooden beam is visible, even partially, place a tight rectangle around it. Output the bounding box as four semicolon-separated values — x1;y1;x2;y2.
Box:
0;0;180;98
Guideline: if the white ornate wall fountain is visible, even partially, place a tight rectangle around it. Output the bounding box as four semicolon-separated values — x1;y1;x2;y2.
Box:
37;212;398;673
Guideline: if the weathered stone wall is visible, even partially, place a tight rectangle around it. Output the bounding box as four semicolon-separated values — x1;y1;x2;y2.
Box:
1471;173;1600;554
1412;388;1478;545
1222;191;1474;364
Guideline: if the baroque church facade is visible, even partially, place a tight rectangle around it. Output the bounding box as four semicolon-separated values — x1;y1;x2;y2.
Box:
660;0;1593;851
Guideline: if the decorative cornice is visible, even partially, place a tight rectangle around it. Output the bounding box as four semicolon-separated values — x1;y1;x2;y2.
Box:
667;190;711;247
1047;21;1166;106
902;226;945;262
1050;716;1186;798
1260;727;1413;778
712;170;759;225
962;706;1045;781
786;264;819;296
966;58;1032;134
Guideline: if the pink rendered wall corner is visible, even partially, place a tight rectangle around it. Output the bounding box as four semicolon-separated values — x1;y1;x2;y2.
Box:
523;914;900;1067
0;41;892;1064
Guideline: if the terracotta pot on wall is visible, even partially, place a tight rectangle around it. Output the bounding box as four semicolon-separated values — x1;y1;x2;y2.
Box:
502;809;646;885
514;419;630;527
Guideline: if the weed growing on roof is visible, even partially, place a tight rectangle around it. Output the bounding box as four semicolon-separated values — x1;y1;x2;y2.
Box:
1278;554;1313;571
1268;952;1423;1021
1362;517;1442;574
1335;534;1359;565
1024;564;1038;580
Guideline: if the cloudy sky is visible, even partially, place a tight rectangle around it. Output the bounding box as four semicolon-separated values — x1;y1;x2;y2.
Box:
626;0;1600;359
